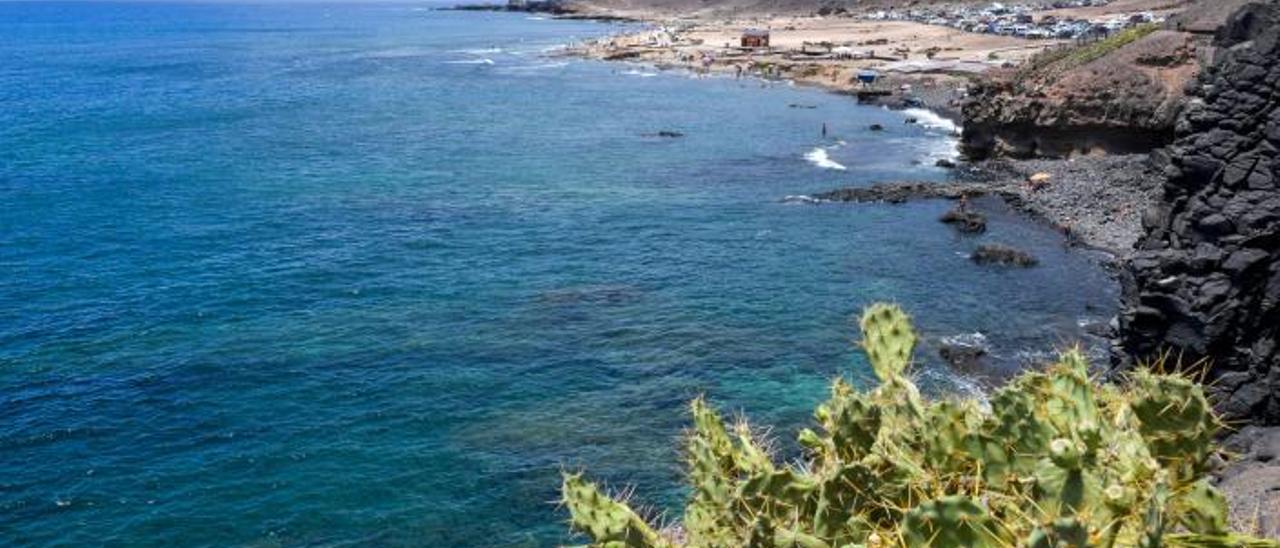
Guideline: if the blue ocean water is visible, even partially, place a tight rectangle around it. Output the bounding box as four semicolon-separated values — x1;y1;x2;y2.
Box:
0;3;1117;546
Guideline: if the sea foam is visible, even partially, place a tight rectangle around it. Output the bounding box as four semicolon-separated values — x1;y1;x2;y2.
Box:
804;147;847;171
453;47;503;55
902;108;960;134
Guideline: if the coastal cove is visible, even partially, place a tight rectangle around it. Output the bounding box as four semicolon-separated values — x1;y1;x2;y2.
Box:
2;3;1118;546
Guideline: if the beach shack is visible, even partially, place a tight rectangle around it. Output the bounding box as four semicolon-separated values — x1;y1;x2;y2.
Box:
856;69;880;87
741;28;770;49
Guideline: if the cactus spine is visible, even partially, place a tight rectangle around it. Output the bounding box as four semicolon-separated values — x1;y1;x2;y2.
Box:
562;473;671;547
560;304;1277;548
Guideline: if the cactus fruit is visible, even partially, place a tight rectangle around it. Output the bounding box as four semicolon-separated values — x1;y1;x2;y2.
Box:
559;304;1279;548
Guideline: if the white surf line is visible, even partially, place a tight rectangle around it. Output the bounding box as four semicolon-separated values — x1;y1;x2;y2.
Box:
805;147;847;171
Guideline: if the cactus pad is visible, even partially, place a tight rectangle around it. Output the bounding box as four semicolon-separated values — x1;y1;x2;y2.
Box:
859;303;917;382
559;304;1277;548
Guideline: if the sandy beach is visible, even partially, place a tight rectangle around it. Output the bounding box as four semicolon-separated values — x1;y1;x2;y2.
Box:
560;15;1072;119
550;0;1201;255
558;0;1193;120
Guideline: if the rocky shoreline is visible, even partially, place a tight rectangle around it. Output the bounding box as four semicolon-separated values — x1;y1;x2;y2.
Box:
1117;0;1280;425
809;149;1280;538
545;10;1174;258
531;1;1280;533
809;153;1160;259
973;154;1162;254
1219;426;1280;538
551;13;1062;120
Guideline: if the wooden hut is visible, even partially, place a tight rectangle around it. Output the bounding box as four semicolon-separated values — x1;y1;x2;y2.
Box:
741;28;770;48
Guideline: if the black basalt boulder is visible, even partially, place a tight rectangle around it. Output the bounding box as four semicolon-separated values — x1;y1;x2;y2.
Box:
940;207;986;233
972;244;1038;267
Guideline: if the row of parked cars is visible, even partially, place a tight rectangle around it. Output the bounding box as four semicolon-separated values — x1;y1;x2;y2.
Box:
865;1;1163;41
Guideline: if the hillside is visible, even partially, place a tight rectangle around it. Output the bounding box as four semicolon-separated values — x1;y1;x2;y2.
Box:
959;0;1253;159
565;0;981;18
567;0;1194;19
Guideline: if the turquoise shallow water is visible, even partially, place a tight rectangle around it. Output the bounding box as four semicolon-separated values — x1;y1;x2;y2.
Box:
1;3;1117;546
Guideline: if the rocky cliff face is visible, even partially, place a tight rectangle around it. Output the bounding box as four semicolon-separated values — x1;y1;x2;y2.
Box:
1118;0;1280;424
959;0;1263;161
961;28;1201;159
962;26;1213;158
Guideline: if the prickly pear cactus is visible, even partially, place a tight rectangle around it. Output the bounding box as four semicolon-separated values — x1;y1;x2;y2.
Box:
1127;370;1218;485
859;303;916;382
900;496;1007;547
562;473;670;547
559;304;1279;548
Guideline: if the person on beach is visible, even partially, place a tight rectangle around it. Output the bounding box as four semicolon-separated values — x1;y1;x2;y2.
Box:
822;123;828;139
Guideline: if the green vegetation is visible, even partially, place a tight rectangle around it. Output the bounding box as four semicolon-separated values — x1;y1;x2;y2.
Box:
1017;24;1160;85
561;303;1279;547
1064;24;1160;69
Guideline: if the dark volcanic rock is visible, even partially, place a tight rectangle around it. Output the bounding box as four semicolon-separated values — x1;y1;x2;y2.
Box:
939;207;987;233
939;343;987;372
1117;0;1280;425
972;244;1038;267
603;50;641;61
449;1;569;13
812;182;987;204
642;130;685;138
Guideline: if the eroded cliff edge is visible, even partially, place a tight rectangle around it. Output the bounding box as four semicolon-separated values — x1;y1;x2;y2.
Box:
959;0;1258;160
962;26;1199;159
1117;0;1280;424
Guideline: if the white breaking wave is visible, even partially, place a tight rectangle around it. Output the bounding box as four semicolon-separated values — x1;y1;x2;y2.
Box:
365;47;432;59
623;69;658;78
948;373;988;403
454;47;503;55
446;58;495;65
922;136;962;164
902;108;960;134
940;332;989;350
498;62;568;73
804;147;847;171
918;367;988;402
